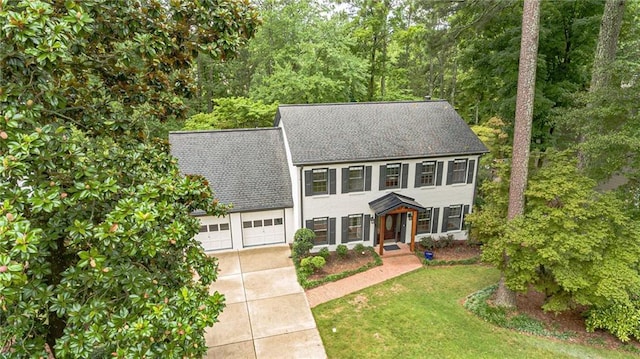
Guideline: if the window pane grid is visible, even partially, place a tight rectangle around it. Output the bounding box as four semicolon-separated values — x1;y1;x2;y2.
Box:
348;166;364;192
348;215;362;241
421;162;436;186
312;169;328;194
313;218;328;245
385;164;400;188
452;160;467;184
447;205;462;231
417;209;432;233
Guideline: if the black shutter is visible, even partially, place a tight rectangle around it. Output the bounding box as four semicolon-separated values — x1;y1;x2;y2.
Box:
446;161;454;185
441;207;450;232
365;166;372;191
329;217;336;244
342;168;349;194
431;208;440;234
463;205;470;229
379;165;386;190
305;219;313;230
329;169;336;194
467;160;475;184
415;162;423;188
363;215;371;241
401;163;409;188
304;170;312;196
342;216;349;242
436;161;444;186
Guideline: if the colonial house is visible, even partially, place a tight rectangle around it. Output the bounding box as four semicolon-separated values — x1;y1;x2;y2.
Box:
169;100;488;254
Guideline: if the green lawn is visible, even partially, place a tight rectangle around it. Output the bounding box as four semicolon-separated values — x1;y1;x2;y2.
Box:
312;265;637;359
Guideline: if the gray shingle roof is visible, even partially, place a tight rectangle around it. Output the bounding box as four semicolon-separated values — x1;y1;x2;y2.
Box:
275;100;489;165
169;128;293;213
369;192;426;216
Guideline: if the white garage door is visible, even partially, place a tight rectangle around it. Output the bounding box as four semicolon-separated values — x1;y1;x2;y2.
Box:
241;210;286;247
195;216;232;251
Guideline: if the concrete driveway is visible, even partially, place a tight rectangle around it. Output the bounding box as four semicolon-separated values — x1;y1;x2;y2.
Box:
205;245;326;359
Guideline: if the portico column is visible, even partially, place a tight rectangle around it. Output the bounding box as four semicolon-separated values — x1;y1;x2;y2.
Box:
410;209;418;252
379;215;385;255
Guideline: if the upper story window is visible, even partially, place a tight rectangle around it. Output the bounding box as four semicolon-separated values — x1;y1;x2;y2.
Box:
312;168;328;194
420;161;436;186
348;166;364;192
415;161;443;188
452;160;467;183
446;158;476;185
385;163;401;188
380;163;408;190
305;168;336;196
416;209;432;234
342;166;371;193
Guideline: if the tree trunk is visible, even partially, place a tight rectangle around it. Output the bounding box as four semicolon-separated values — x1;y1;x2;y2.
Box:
578;0;625;169
590;0;626;92
499;0;541;308
451;57;457;107
368;35;377;101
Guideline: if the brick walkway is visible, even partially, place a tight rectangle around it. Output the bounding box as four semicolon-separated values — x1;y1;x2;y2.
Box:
305;243;423;308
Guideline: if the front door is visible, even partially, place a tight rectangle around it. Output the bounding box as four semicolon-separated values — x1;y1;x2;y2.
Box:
384;214;396;242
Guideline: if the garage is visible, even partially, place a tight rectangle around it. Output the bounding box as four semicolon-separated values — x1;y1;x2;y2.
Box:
241;210;286;247
195;216;233;251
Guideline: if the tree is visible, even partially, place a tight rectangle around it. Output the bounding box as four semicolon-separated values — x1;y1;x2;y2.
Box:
480;153;640;339
0;1;258;357
495;0;541;308
183;97;278;130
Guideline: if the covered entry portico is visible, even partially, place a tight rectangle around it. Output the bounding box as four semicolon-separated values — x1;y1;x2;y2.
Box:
369;193;426;255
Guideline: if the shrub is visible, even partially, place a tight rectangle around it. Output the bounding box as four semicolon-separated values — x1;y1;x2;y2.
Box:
292;228;315;259
318;247;330;260
353;243;366;253
437;234;454;249
420;236;435;250
300;256;326;276
336;244;349;258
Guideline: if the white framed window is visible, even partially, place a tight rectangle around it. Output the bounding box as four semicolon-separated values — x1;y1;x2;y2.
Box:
312;168;328;194
446;205;463;231
451;160;467;184
347;214;363;242
417;209;432;234
420;161;436;186
313;217;329;245
385;163;401;188
348;166;364;192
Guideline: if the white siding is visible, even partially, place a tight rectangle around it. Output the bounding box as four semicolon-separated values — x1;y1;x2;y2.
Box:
299;155;481;248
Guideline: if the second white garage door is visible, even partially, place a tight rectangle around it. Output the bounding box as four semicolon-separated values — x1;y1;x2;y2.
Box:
241;210;286;247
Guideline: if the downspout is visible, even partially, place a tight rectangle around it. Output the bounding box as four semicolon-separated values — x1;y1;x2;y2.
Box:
299;166;304;228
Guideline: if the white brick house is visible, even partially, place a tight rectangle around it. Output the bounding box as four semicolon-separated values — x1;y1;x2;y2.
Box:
170;100;488;254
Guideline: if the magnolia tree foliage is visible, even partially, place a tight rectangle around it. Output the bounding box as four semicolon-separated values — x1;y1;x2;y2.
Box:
0;0;258;357
470;153;640;340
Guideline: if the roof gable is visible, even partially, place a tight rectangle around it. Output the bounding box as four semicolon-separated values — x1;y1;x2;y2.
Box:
276;101;488;165
169;128;293;213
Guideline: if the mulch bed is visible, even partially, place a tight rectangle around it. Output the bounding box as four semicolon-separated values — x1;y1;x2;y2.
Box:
416;240;482;261
307;250;376;281
513;288;640;351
